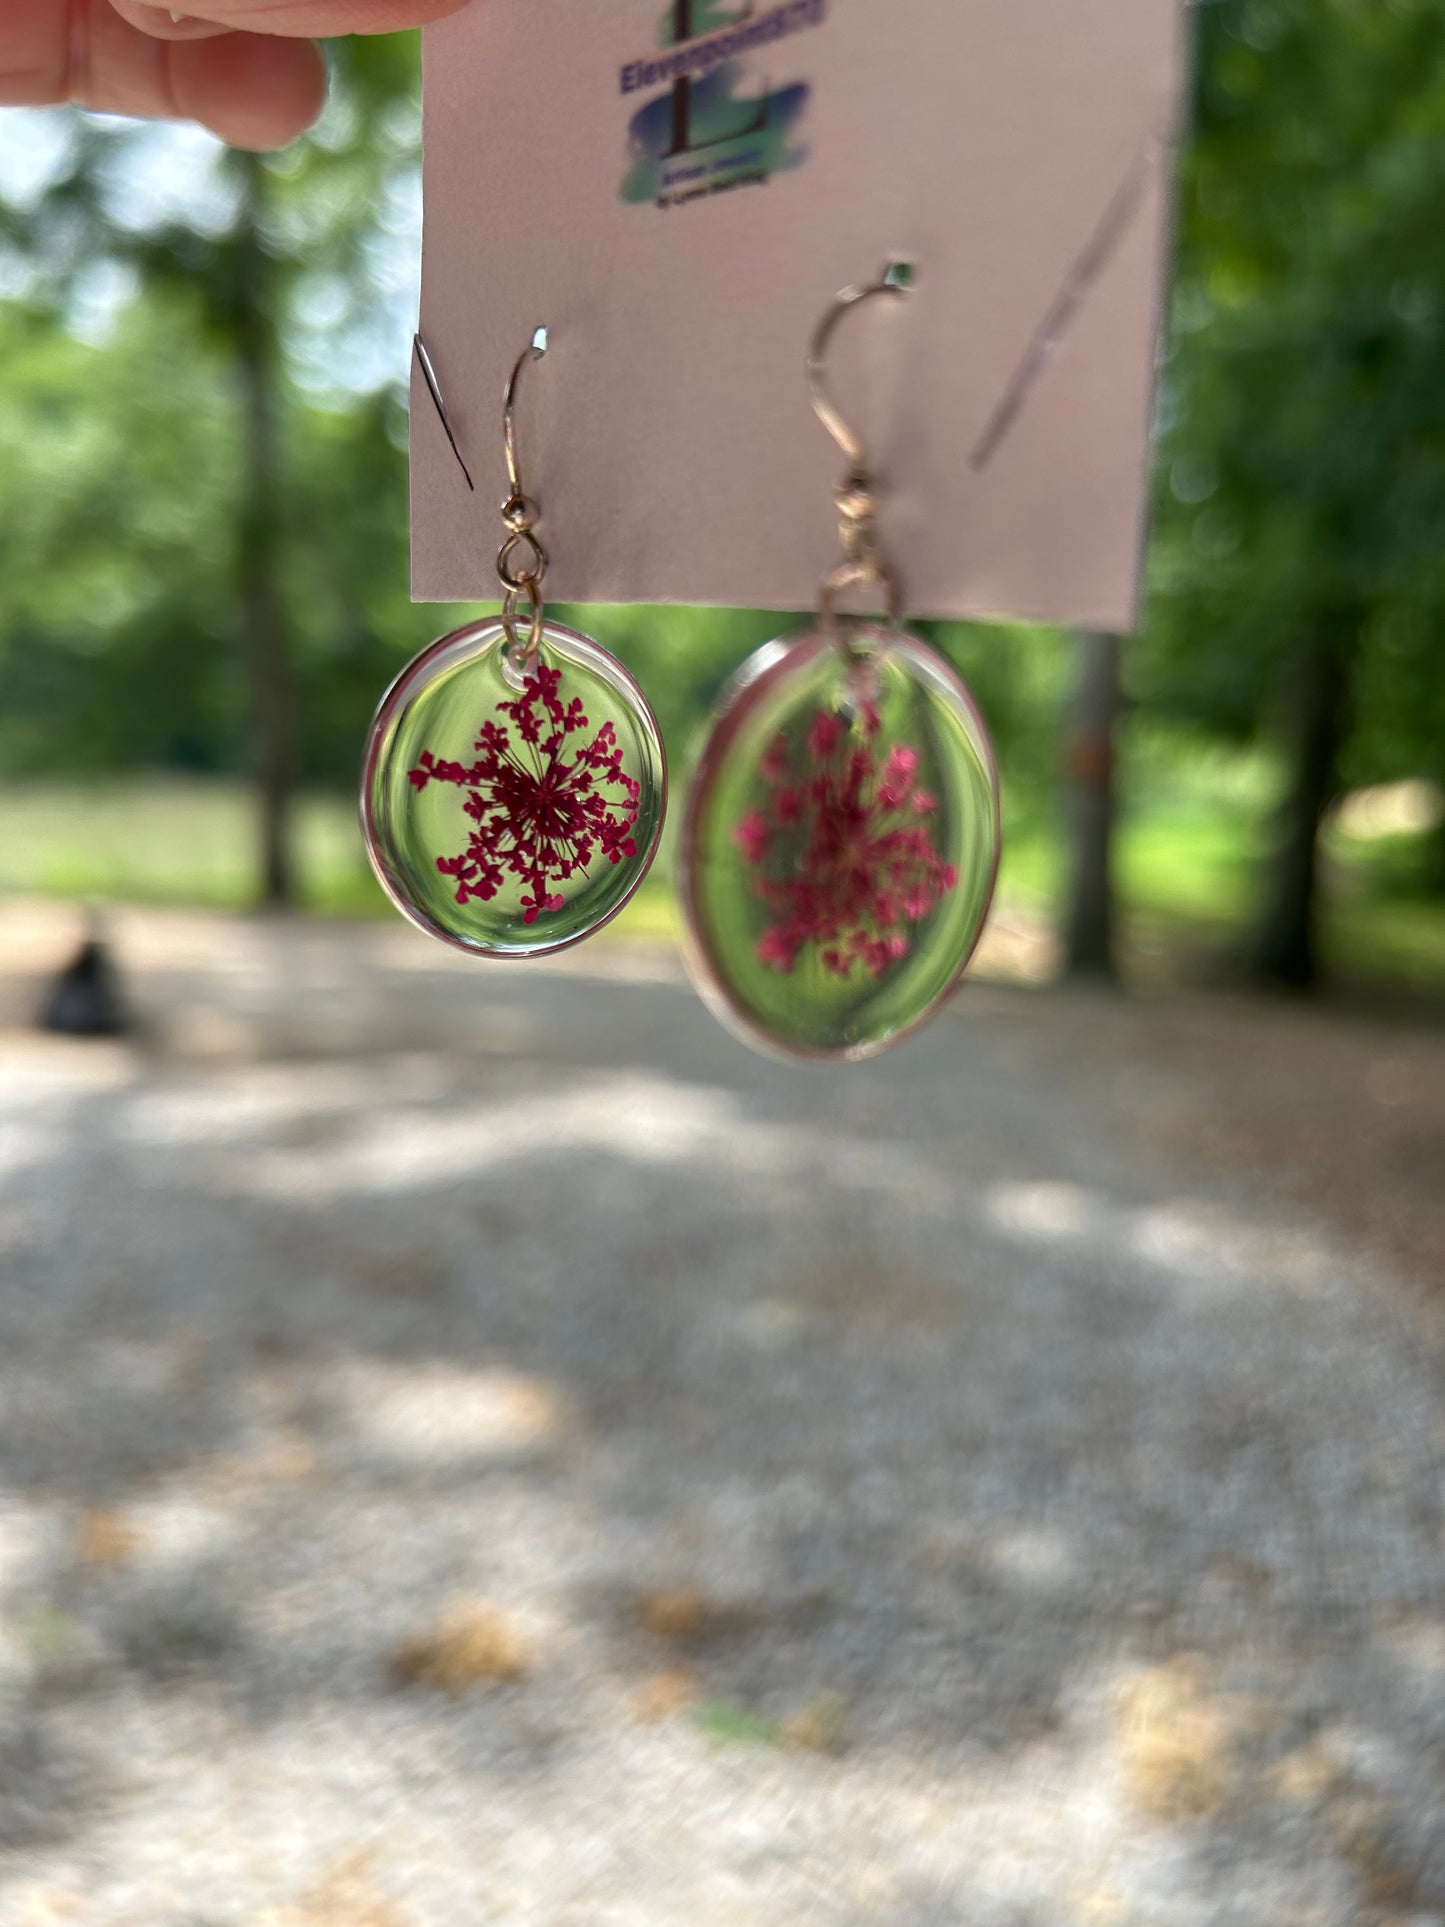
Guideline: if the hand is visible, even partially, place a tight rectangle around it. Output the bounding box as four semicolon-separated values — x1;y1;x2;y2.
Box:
2;0;469;151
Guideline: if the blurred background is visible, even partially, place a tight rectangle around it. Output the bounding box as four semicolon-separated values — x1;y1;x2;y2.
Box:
0;14;1442;990
0;5;1442;1925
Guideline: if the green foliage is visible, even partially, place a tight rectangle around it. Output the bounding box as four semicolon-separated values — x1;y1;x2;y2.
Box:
0;37;1068;812
0;42;446;791
1146;0;1445;797
0;297;245;773
0;5;1442;963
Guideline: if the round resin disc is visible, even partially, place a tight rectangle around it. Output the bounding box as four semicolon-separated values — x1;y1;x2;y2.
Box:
362;617;666;958
680;626;999;1060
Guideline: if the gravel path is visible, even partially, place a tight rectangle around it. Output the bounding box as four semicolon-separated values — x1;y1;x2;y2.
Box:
0;907;1441;1926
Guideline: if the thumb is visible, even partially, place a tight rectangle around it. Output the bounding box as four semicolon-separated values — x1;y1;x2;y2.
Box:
113;0;471;38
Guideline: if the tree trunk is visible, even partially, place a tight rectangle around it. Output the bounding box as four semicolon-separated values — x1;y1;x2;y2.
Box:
1062;629;1125;980
233;154;296;910
1251;641;1348;991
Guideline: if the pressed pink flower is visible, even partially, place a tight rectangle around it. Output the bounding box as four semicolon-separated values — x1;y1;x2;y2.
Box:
410;665;640;920
733;810;770;864
876;744;922;812
757;925;801;970
736;705;957;979
808;711;844;759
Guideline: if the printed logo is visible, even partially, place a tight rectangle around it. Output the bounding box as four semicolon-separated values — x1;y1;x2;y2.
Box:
619;0;826;209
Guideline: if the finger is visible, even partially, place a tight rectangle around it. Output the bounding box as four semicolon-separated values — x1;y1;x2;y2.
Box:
172;31;329;147
1;0;75;104
117;0;470;37
107;3;233;41
3;0;329;148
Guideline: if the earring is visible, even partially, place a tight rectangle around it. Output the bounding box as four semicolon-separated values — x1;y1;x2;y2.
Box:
362;330;667;957
679;266;1001;1061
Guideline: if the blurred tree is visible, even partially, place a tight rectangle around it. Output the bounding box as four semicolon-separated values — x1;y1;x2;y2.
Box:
4;1;1443;979
0;296;241;778
1147;0;1445;986
1062;631;1125;979
0;38;437;903
232;151;296;905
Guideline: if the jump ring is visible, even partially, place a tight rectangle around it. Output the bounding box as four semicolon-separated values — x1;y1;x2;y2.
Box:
501;577;546;668
498;528;548;592
818;557;904;660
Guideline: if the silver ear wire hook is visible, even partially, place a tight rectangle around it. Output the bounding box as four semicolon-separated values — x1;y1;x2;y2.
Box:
413;334;475;493
497;326;550;670
502;325;548;512
806;264;909;481
807;263;913;648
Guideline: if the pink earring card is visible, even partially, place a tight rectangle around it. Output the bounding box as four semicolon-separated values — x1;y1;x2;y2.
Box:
411;0;1185;630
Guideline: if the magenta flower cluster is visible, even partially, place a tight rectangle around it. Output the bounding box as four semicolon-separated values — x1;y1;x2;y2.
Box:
733;707;957;978
409;664;640;925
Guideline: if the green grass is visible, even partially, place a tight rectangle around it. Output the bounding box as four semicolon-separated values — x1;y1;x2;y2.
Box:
690;1700;782;1748
0;777;683;940
1000;743;1445;992
2;770;1442;991
0;779;366;912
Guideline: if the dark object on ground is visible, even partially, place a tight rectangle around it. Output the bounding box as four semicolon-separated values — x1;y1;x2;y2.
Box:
39;937;130;1037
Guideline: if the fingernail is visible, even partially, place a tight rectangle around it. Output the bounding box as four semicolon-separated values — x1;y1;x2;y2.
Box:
126;2;227;36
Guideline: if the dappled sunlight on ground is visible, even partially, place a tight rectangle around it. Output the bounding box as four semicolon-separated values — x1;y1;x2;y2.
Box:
0;903;1441;1924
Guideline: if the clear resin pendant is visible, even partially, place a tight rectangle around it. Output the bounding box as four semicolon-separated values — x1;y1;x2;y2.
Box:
680;625;999;1060
362;616;666;957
